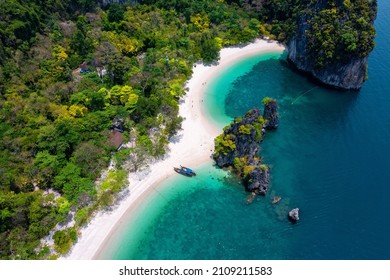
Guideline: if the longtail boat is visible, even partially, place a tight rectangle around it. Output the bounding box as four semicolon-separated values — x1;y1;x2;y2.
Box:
173;166;196;177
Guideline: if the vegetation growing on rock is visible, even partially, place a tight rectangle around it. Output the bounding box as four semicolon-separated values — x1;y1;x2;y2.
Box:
213;99;278;195
288;0;377;89
305;0;377;68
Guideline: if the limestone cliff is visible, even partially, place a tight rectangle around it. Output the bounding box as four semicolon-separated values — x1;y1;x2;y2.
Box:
213;108;265;168
213;100;279;195
263;98;278;129
288;0;377;90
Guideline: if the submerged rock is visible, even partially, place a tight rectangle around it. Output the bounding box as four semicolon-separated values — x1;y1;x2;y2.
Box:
272;196;282;204
288;208;300;223
245;192;256;205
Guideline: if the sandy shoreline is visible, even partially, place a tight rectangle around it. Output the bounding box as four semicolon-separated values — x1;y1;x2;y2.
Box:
61;39;285;260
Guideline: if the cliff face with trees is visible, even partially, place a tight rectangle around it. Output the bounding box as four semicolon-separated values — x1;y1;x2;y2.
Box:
288;0;377;90
228;0;377;89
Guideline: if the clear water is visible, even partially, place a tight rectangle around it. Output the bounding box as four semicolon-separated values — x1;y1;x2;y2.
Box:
102;0;390;260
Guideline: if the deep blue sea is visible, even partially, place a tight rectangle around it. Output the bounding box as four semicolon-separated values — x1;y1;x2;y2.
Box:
102;0;390;260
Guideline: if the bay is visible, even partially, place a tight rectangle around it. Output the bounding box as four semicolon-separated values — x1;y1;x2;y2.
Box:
104;0;390;260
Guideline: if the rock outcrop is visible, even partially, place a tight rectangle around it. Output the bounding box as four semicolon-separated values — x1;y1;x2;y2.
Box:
213;108;265;168
288;27;368;90
263;99;278;129
245;165;270;195
213;99;278;195
288;0;377;90
288;208;300;223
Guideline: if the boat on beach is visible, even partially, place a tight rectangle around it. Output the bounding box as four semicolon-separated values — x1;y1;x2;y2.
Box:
174;166;196;177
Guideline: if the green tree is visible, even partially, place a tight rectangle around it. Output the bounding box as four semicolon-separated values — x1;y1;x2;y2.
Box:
54;163;95;204
72;142;107;178
108;3;125;23
200;32;220;62
53;227;77;254
34;151;62;188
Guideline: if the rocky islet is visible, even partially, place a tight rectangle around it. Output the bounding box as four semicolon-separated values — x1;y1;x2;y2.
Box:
213;98;277;196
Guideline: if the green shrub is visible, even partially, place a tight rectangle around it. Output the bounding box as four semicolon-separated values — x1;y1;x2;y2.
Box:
262;97;274;106
243;165;256;177
100;170;128;193
214;134;236;156
53;227;77;254
239;124;251;135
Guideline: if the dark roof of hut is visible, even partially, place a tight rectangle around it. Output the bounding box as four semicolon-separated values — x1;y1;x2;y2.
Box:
80;62;88;71
109;130;124;150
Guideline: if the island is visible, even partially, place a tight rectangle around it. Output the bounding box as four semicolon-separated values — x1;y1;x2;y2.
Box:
213;98;278;196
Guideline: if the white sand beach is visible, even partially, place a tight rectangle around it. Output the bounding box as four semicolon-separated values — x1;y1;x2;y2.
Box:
62;39;285;260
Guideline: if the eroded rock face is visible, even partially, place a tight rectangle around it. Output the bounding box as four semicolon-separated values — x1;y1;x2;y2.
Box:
263;100;278;129
288;0;377;90
245;166;270;195
288;34;369;90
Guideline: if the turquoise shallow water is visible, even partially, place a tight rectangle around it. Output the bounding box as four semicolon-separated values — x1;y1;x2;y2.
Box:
103;0;390;260
204;51;285;129
102;162;298;260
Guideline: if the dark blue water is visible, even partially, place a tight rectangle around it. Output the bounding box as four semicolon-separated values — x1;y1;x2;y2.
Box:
104;0;390;260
